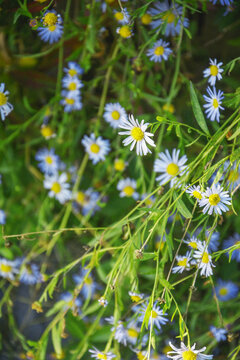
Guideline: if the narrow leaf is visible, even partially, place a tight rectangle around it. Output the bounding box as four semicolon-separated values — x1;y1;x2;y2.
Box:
189;81;210;136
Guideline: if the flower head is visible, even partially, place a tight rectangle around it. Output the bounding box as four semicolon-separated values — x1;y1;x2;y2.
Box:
60;90;82;112
193;241;215;277
35;148;59;175
103;103;127;129
82;133;110;164
147;39;172;63
60;292;81;312
89;347;116;360
128;291;145;303
19;261;43;285
0;209;6;225
0;258;19;280
203;58;223;86
117;25;133;38
73;188;100;216
139;303;168;331
117;178;139;199
62;76;84;92
209;0;233;5
44;172;72;204
172;252;193;274
63;61;84;77
203;86;224;122
73;267;100;299
0;83;13;121
184;236;201;250
185;185;203;201
223;233;240;262
113;8;130;24
215;279;238;301
114;158;127;172
98;297;108;307
40;124;56;139
167;342;213;360
199;183;231;215
209;326;227;342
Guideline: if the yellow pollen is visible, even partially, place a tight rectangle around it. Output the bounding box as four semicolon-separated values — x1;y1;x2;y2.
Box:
51;182;61;194
182;350;197;360
219;287;228;296
45;156;53;165
166;163;179;176
212;98;219;109
41;126;54;138
162;11;175;23
76;191;86;204
209;193;220;206
67;299;74;308
156;241;165;251
131;127;144;141
123;186;134;197
84;277;93;285
202;252;209;264
65;98;75;105
137;352;146;360
119;25;131;38
189;242;198;249
228;170;239;183
114;12;124;21
141;13;152;25
111;110;120;120
114;159;125;171
192;190;202;200
43;12;58;26
151;310;158;319
130;295;142;302
68;82;77;91
127;328;138;338
163;103;175;113
154;46;165;56
97;354;107;360
90;143;100;154
0;92;7;106
68;69;77;77
48;25;56;32
177;258;187;267
0;263;12;273
210;65;218;76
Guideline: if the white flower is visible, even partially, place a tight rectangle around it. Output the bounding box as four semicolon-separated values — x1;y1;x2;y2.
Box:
139;303;168;330
82;133;110;164
62;76;84;92
119;114;155;156
0;258;19;280
73;188;100;216
60;90;82;112
89;347;116;360
44;172;72;204
103;103;127;129
172;252;193;274
203;58;224;86
125;321;141;345
129;291;145;303
203;86;224;122
63;61;83;77
193;241;215;277
209;326;227;342
183;236;201;250
114;158;128;172
167;342;213;360
0;83;13;121
116;25;133;38
35;148;59;175
185;185;203;201
113;8;130;24
199;183;231;215
154;149;188;187
117;178;139;199
98;297;108;307
147;39;172;63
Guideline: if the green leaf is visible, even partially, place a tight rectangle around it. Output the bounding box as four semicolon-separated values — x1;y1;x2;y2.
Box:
228;125;240;140
189;81;210;136
13;7;32;24
51;322;62;357
160;278;174;290
173;192;192;219
137;252;157;261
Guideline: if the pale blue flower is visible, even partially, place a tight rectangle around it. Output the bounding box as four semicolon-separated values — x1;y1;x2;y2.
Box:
147;39;172;63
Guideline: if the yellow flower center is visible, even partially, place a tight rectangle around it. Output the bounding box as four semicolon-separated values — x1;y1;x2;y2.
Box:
209;193;220;206
0;92;7;106
177;258;187;267
137;352;147;360
65;98;75;105
41;126;54;138
163;103;175;113
156;241;165;251
182;350;197;360
43;12;58;26
45;156;53;165
192;190;202;200
48;25;56;32
210;65;218;76
127;328;138;338
130;295;142;302
0;263;12;273
131;127;144;141
18;56;37;67
68;82;77;91
76;191;86;204
212;98;219;109
97;354;107;360
162;11;175;23
151;310;158;319
189;242;198;249
123;186;134;197
114;12;124;21
228;170;239;183
154;46;164;56
111;110;120;120
166;163;179;176
202;252;209;264
114;159;125;171
141;13;152;25
119;25;131;38
68;69;77;77
219;287;228;296
51;182;61;194
90;143;100;154
84;277;93;285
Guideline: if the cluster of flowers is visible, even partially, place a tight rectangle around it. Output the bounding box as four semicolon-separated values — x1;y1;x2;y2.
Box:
35;10;63;44
0;257;42;285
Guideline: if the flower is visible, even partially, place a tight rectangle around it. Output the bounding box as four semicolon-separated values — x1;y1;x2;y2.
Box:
184;236;201;250
209;326;227;342
215;279;238;301
209;0;233;5
163;103;175;113
62;76;84;92
0;83;13;121
40;124;56;139
147;40;172;63
60;90;82;112
81;133;110;164
73;188;100;216
167;342;213;360
199;183;231;215
128;291;145;303
125;321;141;345
37;10;63;44
89;347;116;360
224;160;240;190
203;58;224;86
0;258;19;280
116;25;133;38
193;241;215;277
119;114;155;156
98;297;108;307
206;230;220;252
114;158;127;172
19;261;43;285
103;103;127;129
139;303;168;330
203;86;224;122
0;209;6;225
117;178;139;199
35;148;59;175
105;318;128;346
63;61;84;77
141;13;152;25
141;194;156;208
172;252;193;274
60;292;81;312
44;172;72;204
154;149;188;187
185;185;203;201
73;267;100;299
149;1;189;36
223;233;240;262
113;8;130;24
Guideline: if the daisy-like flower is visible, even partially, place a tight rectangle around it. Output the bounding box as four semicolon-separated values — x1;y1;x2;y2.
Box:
114;158;128;172
215;279;238;301
224;160;240;191
98;297;108;307
167;342;213;360
223;233;240;262
105;318;128;346
113;8;130;24
209;0;233;5
89;348;116;360
0;83;13;121
147;40;172;63
19;261;43;285
199;183;231;215
37;10;63;44
103;103;127;129
139;303;168;330
154;149;188;187
141;194;156;208
203;58;224;86
73;267;100;299
0;209;6;225
172;252;193;274
203;86;224;122
60;90;82;112
44;172;72;204
183;236;201;250
73;188;100;216
206;230;220;252
193;241;215;277
209;326;227;342
60;292;81;312
40;124;56;139
0;258;19;280
141;12;152;25
116;25;133;38
129;291;145;303
63;61;84;77
82;133;110;164
126;321;141;345
62;76;84;92
185;185;203;201
117;178;139;199
149;1;189;36
119;114;155;156
35;148;59;175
